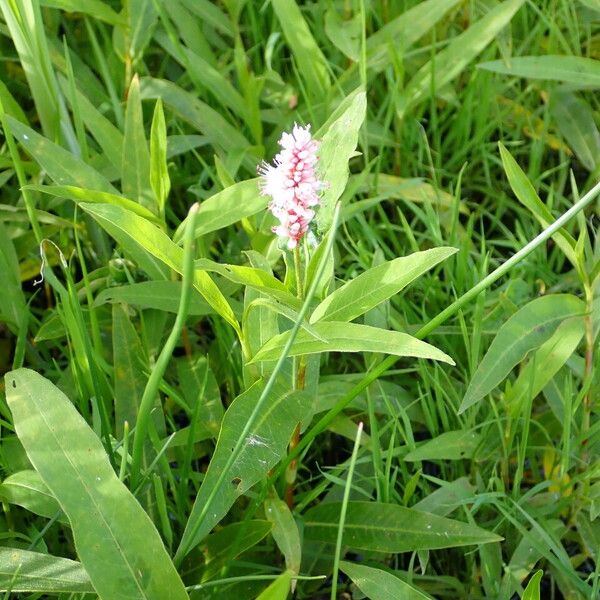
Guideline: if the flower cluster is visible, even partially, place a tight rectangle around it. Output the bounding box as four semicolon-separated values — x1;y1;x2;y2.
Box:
259;124;323;249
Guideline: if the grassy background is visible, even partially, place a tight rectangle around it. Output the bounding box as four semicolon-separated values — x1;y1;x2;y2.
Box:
0;0;599;598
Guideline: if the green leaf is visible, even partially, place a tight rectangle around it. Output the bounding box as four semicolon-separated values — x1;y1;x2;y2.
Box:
0;547;92;593
123;75;155;212
265;496;302;575
271;0;330;98
174;179;267;243
303;501;502;552
140;78;250;154
498;143;578;268
550;90;600;172
340;561;433;600
255;571;292;600
0;222;27;334
40;0;126;25
505;317;585;418
201;520;272;582
404;431;481;462
177;380;311;558
522;570;543;600
6;116;117;193
150;98;170;215
316;89;367;232
5;368;188;600
79;202;239;332
459;294;585;413
251;322;454;365
0;470;67;524
195;258;301;311
26;184;161;224
478;55;600;87
310;247;457;323
366;0;462;72
398;0;526;116
95;281;214;316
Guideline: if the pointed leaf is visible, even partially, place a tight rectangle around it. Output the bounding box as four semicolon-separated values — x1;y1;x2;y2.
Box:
177;381;311;557
404;431;481;462
0;548;92;593
340;561;433;600
459;294;585;412
311;247;457;323
79;202;238;331
5;368;188;600
304;501;502;552
478;55;600;87
251;322;454;365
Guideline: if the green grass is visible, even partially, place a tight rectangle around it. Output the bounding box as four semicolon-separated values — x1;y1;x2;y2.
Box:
0;1;599;599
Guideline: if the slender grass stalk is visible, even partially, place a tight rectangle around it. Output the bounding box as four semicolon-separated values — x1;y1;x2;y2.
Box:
330;421;363;600
174;204;342;565
130;203;199;487
271;178;600;483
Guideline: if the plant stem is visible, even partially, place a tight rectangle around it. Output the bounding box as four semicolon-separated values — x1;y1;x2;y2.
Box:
286;245;306;509
130;203;199;488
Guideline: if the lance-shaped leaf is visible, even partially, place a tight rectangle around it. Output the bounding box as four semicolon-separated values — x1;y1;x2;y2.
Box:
311;247;457;323
316;89;367;232
5;368;188;600
177;380;312;559
478;55;600;87
79;202;239;332
0;547;92;593
459;294;585;413
304;501;501;552
251;322;454;365
340;561;433;600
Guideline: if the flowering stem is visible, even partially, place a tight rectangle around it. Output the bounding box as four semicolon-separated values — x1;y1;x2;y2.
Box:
286;246;307;508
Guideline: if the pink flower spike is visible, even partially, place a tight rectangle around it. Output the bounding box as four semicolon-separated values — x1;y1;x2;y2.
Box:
258;123;323;249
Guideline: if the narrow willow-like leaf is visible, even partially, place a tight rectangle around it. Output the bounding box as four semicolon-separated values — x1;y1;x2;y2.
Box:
340;561;433;600
123;75;155;211
505;316;585;418
498;143;578;268
398;0;525;116
304;501;501;552
26;184;161;224
478;55;600;87
6;116;116;193
5;369;188;600
311;247;457;323
404;431;481;462
460;294;585;412
550;90;600;172
251;322;454;365
265;496;302;575
177;381;311;558
150;98;170;215
316;89;367;232
95;281;214;316
174;179;267;243
0;548;92;593
79;202;239;332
